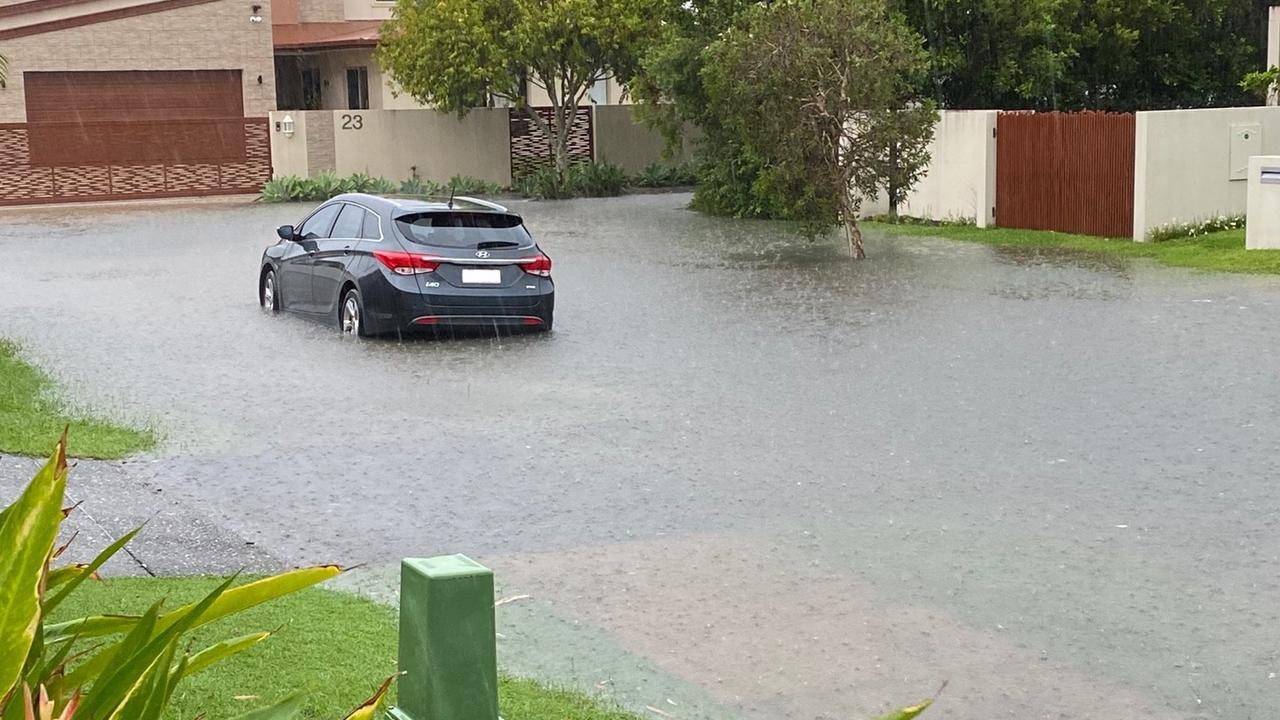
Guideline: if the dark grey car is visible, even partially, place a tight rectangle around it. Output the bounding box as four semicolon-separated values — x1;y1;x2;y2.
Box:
259;194;554;337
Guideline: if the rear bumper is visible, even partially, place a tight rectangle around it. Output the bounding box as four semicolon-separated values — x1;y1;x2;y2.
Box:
359;269;554;335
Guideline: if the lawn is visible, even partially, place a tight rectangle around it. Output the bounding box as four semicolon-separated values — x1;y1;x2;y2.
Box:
863;223;1280;275
51;576;641;720
0;339;154;458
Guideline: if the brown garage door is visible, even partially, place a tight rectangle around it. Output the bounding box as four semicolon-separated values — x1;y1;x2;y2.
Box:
24;70;247;165
0;69;271;204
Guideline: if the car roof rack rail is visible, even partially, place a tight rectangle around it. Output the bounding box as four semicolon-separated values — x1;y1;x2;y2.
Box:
454;196;508;213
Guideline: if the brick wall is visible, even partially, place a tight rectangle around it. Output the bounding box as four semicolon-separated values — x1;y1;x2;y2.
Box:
0;121;272;204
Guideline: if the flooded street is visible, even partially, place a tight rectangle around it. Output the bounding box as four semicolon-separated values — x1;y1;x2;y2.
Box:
0;193;1277;719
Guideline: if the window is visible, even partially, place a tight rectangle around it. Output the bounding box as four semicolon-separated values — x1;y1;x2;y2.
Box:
587;76;608;105
330;204;365;239
361;210;382;240
347;67;369;110
298;203;342;240
301;68;322;110
395;212;532;249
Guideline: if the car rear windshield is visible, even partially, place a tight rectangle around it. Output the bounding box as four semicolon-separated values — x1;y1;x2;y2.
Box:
395;212;532;249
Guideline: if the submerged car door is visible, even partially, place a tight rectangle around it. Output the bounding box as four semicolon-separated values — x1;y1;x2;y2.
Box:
312;203;363;317
283;203;341;314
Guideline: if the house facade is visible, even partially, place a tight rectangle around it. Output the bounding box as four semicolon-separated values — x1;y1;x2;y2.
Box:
0;0;275;204
0;0;632;206
269;0;628;112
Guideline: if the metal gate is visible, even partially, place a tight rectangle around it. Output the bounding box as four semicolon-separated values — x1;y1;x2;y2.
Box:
508;106;593;177
996;111;1135;238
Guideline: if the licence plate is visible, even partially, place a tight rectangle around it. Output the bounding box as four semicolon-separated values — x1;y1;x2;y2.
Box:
461;268;502;284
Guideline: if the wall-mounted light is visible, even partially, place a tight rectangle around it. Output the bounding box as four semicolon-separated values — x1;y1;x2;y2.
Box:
249;4;263;22
281;114;295;138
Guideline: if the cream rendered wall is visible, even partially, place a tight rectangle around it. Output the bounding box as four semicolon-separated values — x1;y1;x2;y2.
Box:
297;0;343;22
593;105;693;173
1132;107;1280;241
330;109;511;186
0;0;276;122
899;110;997;227
268;110;310;176
342;0;392;20
271;106;688;183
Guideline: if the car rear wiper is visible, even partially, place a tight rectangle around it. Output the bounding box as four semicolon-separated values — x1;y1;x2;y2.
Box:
475;241;521;250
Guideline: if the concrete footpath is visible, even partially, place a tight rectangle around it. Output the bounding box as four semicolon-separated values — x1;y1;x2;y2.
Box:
0;453;284;576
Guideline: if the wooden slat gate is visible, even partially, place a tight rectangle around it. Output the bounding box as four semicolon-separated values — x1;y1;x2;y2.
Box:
508;107;593;178
995;111;1135;238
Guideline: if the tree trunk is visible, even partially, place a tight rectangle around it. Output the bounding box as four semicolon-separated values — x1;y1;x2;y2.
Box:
845;216;865;259
887;140;900;221
553;117;570;177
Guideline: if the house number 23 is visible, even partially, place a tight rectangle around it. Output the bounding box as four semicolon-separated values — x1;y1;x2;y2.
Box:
341;114;363;130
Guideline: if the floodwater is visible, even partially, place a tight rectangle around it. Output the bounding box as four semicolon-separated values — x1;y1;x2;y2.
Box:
0;193;1277;719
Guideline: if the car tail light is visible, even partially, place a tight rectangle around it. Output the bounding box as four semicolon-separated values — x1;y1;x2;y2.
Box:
374;250;440;275
523;253;552;277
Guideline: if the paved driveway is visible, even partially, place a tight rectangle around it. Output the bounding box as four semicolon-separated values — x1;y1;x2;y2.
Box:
0;194;1277;719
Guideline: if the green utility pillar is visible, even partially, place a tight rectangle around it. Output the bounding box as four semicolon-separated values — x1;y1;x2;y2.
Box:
389;555;499;720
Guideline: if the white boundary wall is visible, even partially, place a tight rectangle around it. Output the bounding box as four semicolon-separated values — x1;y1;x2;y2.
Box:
861;110;997;227
1133;107;1280;240
900;110;998;227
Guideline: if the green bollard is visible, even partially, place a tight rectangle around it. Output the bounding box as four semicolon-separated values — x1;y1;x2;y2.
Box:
388;554;499;720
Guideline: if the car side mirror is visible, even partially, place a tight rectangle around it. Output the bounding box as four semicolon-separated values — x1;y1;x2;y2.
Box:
277;224;297;241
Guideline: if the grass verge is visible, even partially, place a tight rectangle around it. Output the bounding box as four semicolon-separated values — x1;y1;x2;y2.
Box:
0;339;154;458
863;223;1280;275
52;576;641;720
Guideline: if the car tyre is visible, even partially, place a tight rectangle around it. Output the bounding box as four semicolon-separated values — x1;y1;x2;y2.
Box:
340;288;367;338
261;268;280;313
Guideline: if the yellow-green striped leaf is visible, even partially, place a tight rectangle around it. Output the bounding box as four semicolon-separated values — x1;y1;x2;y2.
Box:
45;566;342;644
0;437;68;705
181;632;271;679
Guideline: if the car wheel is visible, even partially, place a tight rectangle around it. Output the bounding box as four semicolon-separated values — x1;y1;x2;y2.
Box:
340;288;366;337
261;269;280;313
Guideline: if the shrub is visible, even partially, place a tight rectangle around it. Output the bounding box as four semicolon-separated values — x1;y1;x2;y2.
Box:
347;172;398;194
567;161;627;197
262;175;307;203
1146;214;1245;242
514;166;572;200
303;171;349;201
399;176;446;196
0;433;389;720
515;161;628;199
263;173;402;202
631;161;698;188
447;175;504;196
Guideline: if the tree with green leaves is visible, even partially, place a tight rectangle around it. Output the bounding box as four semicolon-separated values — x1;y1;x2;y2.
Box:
891;0;1071;108
701;0;937;258
893;0;1267;112
1052;0;1265;111
630;0;790;220
377;0;656;178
